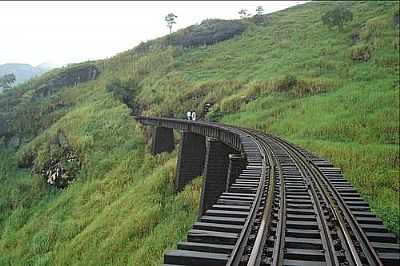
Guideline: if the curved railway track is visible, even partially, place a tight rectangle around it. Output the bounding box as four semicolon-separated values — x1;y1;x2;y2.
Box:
134;116;399;266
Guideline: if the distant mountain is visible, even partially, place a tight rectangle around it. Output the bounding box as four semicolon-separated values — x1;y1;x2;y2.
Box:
0;63;53;88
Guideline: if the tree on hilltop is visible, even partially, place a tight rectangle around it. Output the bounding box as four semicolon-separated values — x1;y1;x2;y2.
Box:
254;6;265;24
256;6;264;16
165;13;178;34
238;9;251;19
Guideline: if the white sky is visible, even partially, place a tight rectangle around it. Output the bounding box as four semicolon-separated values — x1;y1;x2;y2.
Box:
0;1;305;66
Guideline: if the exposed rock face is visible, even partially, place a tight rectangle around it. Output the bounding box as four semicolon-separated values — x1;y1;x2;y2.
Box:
39;131;81;189
34;64;99;98
42;149;80;188
174;19;246;47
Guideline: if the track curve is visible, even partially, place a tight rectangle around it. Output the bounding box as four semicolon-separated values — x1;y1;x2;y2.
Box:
134;116;399;266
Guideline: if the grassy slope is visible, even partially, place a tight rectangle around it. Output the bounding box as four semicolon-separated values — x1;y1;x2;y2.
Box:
0;1;399;265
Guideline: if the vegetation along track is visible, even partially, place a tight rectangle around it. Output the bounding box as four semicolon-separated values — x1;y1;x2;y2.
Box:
135;116;399;266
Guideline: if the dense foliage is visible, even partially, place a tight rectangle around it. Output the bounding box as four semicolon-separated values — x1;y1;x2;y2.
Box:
322;6;353;31
0;73;16;90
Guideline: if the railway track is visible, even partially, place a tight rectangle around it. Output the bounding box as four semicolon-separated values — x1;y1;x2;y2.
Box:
134;116;399;266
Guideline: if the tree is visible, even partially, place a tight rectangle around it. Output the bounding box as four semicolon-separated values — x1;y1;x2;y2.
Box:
0;73;16;90
165;13;178;34
238;9;251;19
321;7;353;31
254;6;265;24
256;6;264;16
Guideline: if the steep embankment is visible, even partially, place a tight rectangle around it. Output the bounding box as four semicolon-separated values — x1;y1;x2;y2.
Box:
0;1;399;265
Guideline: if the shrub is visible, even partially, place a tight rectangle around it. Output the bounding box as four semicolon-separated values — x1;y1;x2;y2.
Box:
321;7;353;31
105;78;139;110
292;79;337;97
351;44;372;62
366;16;389;38
246;77;337;99
281;75;298;91
220;94;248;113
206;109;224;122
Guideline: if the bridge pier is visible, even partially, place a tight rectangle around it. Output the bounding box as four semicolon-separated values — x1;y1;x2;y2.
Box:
226;154;246;192
199;138;235;215
175;131;206;192
151;127;175;155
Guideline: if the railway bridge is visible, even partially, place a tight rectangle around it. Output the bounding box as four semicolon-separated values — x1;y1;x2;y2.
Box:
135;116;399;266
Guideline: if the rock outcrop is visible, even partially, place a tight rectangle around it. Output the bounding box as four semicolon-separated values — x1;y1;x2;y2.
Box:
37;130;81;189
41;149;80;188
34;64;99;98
173;19;247;48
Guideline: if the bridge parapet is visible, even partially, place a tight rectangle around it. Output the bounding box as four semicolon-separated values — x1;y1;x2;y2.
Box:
135;116;242;152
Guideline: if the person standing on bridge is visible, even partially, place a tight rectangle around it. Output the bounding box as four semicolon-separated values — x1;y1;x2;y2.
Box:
191;111;196;121
186;111;192;120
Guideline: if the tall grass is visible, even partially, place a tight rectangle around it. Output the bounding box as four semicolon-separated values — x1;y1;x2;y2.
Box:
0;1;399;265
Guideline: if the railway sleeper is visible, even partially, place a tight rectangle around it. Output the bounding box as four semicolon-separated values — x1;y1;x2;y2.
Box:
372;242;400;253
177;241;234;254
205;209;249;218
365;231;398;243
282;259;328;266
217;199;253;206
285;220;319;230
230;188;257;194
164;250;228;266
360;223;388;233
285;237;323;250
200;215;246;225
193;222;243;233
356;216;383;224
378;252;400;266
187;229;238;245
211;204;251;212
286;208;316;215
284;248;326;262
286;213;317;221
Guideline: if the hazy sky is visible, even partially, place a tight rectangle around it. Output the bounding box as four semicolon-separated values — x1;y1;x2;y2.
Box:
0;1;305;66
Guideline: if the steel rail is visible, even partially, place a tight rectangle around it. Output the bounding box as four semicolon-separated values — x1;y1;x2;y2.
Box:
244;130;337;266
135;116;268;266
268;133;339;266
223;127;267;266
269;134;383;266
245;132;277;266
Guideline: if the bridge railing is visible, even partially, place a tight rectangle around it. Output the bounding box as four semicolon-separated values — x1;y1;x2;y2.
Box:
135;116;242;152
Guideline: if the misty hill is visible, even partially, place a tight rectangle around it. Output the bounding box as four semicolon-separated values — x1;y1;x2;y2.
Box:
0;1;398;265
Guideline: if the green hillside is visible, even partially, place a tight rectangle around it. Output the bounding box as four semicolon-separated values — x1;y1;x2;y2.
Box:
0;1;399;265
